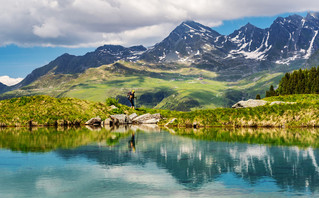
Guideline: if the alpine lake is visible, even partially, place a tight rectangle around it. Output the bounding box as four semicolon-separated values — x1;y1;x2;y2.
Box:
1;125;319;197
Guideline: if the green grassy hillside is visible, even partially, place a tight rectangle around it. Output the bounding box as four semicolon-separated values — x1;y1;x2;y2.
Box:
0;95;132;127
161;94;319;128
0;61;286;110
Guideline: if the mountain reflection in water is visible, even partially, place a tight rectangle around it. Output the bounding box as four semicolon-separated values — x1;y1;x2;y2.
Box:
0;126;319;196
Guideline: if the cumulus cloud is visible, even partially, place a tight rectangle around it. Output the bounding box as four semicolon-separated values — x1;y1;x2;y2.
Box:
1;0;319;47
0;76;24;86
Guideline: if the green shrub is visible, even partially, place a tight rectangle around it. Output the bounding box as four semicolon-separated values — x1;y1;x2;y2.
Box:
105;97;120;108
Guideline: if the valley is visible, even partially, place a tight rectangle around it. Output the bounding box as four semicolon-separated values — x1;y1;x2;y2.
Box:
0;61;285;110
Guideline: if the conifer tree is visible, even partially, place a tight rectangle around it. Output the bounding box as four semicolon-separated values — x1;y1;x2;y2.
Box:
267;66;319;97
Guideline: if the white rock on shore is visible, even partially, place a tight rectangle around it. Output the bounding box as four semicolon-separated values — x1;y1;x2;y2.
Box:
232;99;268;108
232;99;297;108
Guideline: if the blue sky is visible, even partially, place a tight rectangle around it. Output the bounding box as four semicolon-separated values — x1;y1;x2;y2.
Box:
0;0;317;81
0;46;94;78
213;12;307;35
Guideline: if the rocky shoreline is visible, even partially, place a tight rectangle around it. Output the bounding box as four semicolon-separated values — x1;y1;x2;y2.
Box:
85;113;163;127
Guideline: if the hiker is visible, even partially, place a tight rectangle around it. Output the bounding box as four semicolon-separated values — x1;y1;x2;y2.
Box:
127;90;136;109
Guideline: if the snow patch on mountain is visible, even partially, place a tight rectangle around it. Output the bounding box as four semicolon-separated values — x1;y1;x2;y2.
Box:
305;30;318;59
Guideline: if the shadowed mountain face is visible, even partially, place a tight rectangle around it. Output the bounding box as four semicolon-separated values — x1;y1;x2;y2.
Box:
0;82;8;94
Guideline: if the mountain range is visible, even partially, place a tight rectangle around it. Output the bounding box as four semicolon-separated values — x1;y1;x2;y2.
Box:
2;12;319;110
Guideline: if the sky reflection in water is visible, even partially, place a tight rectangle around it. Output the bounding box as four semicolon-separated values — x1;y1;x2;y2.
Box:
0;126;318;197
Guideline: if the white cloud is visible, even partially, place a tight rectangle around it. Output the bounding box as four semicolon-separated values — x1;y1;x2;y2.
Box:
33;18;63;38
1;0;319;47
0;76;24;86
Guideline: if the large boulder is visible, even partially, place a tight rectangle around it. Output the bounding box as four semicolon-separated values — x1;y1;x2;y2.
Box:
141;118;160;124
85;116;102;125
104;118;112;126
232;99;267;108
110;114;128;124
128;113;138;120
133;113;161;124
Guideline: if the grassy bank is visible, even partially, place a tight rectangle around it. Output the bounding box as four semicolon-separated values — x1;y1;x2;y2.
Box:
159;94;319;128
0;95;134;127
1;94;319;127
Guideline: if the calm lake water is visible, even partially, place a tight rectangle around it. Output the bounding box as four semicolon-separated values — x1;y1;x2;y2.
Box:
0;125;319;197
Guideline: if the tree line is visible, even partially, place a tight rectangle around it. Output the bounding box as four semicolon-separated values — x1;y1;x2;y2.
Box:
265;66;319;97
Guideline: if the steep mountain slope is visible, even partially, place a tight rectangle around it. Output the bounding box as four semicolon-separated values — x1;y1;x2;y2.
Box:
14;45;146;89
141;21;222;62
0;82;8;94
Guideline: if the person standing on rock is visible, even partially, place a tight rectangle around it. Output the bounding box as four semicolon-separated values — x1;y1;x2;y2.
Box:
127;90;136;109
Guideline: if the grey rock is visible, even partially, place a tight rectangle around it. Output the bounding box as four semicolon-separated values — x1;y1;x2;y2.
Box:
133;113;152;122
165;118;177;126
113;118;119;125
152;113;162;119
110;114;128;124
85;116;102;125
104;118;112;126
132;113;162;124
140;118;160;124
128;113;138;120
127;118;133;124
109;105;118;110
232;99;268;108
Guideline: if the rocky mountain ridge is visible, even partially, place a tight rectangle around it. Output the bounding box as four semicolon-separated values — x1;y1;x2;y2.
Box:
143;13;319;65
